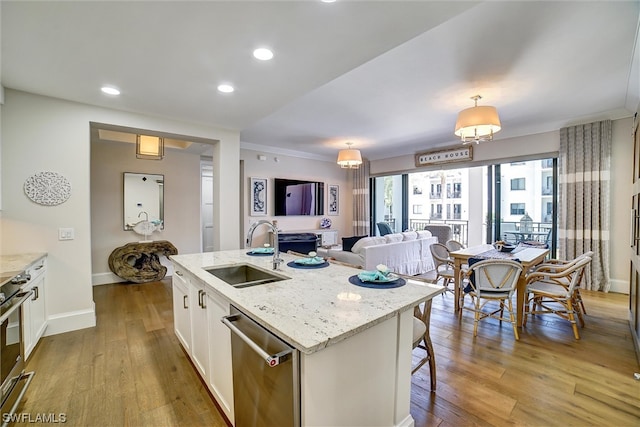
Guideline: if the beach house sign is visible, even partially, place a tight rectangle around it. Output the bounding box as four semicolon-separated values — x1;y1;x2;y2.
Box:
415;145;473;167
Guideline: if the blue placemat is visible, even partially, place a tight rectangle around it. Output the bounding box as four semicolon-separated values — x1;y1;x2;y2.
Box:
246;251;273;256
348;275;406;289
286;261;330;269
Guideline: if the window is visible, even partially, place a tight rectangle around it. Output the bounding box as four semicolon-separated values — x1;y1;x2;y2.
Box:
453;204;462;219
511;178;526;190
412;204;423;214
452;183;462;198
510;203;525;215
431;184;441;198
431;204;442;219
412;185;422;195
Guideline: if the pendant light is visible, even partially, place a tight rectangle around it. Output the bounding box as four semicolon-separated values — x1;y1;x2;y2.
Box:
136;134;164;160
336;142;362;169
454;95;501;144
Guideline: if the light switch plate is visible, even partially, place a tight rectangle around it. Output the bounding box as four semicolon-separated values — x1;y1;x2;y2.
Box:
58;228;74;240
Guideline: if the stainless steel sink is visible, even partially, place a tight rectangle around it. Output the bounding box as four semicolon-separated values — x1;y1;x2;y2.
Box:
205;264;289;288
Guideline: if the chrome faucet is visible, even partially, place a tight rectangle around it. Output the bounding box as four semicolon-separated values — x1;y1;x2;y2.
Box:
138;211;149;221
246;220;282;270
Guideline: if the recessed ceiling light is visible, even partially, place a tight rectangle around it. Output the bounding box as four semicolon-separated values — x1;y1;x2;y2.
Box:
253;48;274;61
217;84;235;93
321;0;337;3
101;86;120;96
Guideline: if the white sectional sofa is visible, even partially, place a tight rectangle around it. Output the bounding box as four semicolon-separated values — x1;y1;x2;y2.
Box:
319;230;438;275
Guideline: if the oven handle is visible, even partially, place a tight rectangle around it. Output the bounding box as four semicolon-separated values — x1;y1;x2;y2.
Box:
0;290;34;324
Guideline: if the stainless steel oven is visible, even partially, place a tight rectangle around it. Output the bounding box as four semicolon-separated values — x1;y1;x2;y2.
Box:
0;272;35;426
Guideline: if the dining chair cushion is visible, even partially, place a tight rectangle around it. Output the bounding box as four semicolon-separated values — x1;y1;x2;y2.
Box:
412;317;427;346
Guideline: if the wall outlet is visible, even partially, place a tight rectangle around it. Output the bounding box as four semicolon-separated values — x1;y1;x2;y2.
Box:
58;228;74;241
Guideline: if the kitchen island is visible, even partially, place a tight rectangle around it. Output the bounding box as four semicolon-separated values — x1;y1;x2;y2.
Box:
171;250;443;427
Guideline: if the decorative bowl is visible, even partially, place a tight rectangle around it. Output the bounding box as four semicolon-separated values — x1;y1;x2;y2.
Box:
499;244;516;253
320;217;332;229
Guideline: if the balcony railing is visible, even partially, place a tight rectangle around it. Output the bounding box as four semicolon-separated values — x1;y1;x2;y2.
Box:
541;187;553;195
447;191;461;199
429;192;441;199
409;219;468;246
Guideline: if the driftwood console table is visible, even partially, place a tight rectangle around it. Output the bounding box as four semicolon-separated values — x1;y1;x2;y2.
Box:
108;240;178;283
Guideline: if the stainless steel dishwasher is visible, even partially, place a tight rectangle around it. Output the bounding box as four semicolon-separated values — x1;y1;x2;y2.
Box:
222;306;300;427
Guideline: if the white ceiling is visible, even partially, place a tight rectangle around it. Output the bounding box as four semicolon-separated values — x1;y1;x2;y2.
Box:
2;1;639;161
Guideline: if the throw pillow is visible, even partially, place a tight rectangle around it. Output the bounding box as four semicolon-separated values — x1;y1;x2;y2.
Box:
351;236;385;254
402;231;418;241
384;233;404;243
416;230;432;239
342;235;367;252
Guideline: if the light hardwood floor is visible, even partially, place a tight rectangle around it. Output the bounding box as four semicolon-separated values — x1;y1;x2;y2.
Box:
17;279;640;427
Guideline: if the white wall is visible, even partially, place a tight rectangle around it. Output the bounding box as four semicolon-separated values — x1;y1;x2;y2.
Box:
241;148;352;246
370;119;634;294
1;90;240;335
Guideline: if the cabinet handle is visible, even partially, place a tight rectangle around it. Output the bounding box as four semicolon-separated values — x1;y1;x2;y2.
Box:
32;286;39;301
201;291;207;309
198;289;207;309
175;270;183;277
34;264;44;271
183;295;188;309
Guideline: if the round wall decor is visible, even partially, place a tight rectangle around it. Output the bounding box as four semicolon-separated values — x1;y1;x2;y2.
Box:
24;171;72;206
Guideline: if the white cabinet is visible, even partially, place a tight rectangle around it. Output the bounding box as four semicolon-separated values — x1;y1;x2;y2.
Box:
22;257;47;360
170;264;234;424
206;292;234;423
172;270;191;353
189;280;210;378
318;229;338;246
288;229;339;247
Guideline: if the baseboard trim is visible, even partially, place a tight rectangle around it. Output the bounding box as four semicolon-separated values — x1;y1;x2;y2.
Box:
92;272;125;286
609;278;629;294
396;414;414;427
44;304;96;336
92;267;174;286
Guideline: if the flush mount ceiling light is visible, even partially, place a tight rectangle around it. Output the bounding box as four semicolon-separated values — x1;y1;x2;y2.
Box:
253;48;274;61
101;86;120;96
217;84;235;93
454;95;501;144
336;142;362;169
136;134;164;160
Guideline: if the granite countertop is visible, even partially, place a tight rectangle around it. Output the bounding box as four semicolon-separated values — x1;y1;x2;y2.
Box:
0;253;47;277
171;250;443;354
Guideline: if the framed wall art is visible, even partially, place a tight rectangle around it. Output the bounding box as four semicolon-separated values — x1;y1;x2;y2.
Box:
250;177;267;216
328;184;339;215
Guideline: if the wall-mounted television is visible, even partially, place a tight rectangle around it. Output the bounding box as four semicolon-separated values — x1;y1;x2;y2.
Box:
274;178;325;216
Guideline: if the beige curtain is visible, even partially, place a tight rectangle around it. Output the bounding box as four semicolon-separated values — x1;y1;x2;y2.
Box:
352;159;370;236
558;120;611;291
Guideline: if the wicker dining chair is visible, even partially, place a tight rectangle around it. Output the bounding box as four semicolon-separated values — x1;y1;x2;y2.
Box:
460;259;523;340
429;243;455;293
524;256;591;339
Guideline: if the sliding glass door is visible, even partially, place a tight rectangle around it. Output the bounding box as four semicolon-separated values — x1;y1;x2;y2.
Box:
485;158;557;256
372;175;406;235
371;156;557;256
